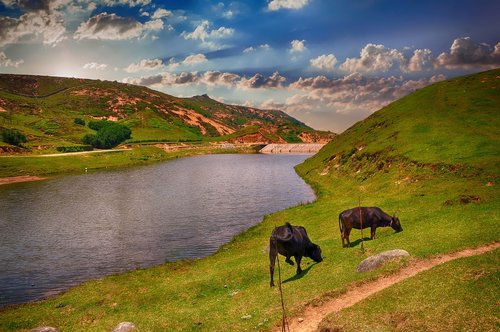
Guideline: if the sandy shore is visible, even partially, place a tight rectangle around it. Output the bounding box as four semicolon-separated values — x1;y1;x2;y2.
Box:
0;175;47;185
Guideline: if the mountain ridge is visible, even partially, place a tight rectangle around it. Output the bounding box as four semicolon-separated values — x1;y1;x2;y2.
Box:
0;74;334;153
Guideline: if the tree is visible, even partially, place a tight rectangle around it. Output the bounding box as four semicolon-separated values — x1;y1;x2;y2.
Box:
1;129;27;146
81;122;131;149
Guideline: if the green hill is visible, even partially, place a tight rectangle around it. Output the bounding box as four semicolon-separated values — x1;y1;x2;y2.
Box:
0;74;333;154
0;70;498;331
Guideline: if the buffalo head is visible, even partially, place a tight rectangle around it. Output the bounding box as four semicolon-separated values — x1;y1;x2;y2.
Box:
306;243;323;263
391;216;403;232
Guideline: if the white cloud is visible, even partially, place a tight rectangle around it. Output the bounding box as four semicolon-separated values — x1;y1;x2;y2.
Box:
0;51;24;67
290;39;306;53
435;37;500;70
182;53;208;65
83;62;108;70
268;0;309;11
0;11;66;46
310;54;337;71
151;8;172;19
143;18;163;31
74;12;163;40
243;44;271;53
405;48;433;72
222;10;234;19
125;58;164;73
103;0;151;7
340;43;405;73
181;20;234;50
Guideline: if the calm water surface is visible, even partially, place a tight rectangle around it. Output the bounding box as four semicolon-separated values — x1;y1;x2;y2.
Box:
0;154;314;307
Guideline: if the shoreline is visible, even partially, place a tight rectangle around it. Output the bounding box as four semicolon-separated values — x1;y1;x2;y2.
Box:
0;175;47;186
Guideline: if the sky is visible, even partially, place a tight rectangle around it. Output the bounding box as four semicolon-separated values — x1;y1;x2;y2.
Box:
0;0;499;133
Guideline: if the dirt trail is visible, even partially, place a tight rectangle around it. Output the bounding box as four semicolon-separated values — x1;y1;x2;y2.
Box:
278;242;500;332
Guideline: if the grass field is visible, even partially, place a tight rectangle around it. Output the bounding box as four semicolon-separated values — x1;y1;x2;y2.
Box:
0;70;498;331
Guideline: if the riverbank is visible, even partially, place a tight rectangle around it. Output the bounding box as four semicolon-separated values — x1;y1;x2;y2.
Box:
0;144;260;181
0;175;47;185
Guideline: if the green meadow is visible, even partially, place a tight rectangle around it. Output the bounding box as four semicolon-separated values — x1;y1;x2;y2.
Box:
0;70;499;331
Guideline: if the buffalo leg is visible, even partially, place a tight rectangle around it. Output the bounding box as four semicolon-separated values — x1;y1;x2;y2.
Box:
294;255;302;275
345;228;352;247
285;256;294;266
269;240;277;287
371;226;376;239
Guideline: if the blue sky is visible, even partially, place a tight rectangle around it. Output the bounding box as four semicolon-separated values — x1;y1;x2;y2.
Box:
1;0;499;132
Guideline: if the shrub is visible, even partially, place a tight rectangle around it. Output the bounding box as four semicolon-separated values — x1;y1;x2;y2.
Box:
74;118;85;126
1;129;27;146
56;145;93;153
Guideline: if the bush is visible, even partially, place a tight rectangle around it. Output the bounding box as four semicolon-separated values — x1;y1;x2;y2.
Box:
88;120;113;131
1;129;27;146
82;122;131;149
74;118;85;126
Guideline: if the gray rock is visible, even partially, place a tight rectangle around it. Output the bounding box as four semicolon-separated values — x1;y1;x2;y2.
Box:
113;322;136;332
29;328;59;332
357;249;410;273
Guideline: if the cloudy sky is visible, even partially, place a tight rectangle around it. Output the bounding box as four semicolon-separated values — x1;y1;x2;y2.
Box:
1;0;499;132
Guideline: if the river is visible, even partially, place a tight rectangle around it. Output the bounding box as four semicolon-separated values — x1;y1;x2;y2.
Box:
0;154;315;307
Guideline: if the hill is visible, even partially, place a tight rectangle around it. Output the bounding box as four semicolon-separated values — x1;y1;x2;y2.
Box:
0;74;333;154
0;70;498;331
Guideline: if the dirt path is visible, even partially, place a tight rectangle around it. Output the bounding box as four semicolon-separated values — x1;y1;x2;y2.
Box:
279;242;500;332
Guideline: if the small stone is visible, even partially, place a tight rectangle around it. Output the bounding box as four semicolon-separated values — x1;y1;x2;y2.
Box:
113;322;136;332
298;317;304;323
241;314;252;320
486;182;493;187
29;328;59;332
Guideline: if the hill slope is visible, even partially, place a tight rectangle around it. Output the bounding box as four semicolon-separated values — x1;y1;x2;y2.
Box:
0;74;333;153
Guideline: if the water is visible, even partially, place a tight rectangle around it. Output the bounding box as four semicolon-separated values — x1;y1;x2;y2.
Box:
0;154;315;307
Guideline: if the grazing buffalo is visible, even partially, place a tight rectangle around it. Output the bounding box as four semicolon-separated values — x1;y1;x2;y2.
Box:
269;223;323;287
338;207;403;248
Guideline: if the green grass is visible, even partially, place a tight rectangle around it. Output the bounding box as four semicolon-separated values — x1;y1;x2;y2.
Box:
0;70;498;331
318;249;500;332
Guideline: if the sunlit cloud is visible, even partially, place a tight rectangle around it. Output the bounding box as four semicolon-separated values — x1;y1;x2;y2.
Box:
83;62;108;70
0;51;23;67
268;0;310;11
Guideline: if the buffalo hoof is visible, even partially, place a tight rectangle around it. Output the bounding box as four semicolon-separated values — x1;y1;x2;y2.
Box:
285;258;294;266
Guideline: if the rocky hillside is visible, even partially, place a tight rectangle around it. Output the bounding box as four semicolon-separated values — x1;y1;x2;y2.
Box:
0;74;334;153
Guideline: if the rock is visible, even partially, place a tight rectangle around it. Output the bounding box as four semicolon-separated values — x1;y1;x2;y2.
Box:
357;249;410;273
241;314;252;320
298;317;304;323
29;328;59;332
112;322;136;332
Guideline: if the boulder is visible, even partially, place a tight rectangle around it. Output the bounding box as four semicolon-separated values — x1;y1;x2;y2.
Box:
113;322;136;332
357;249;410;273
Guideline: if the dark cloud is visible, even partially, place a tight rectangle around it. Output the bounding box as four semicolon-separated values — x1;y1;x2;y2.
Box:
74;12;147;40
238;71;286;89
435;37;500;69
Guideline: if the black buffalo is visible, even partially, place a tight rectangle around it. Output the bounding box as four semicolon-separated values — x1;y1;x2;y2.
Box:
269;223;323;287
338;207;403;248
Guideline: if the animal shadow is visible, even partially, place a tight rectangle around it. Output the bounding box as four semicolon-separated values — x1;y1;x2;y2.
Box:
282;263;317;284
348;237;372;248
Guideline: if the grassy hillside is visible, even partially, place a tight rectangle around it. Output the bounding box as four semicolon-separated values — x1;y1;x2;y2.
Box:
0;74;333;155
0;70;498;331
